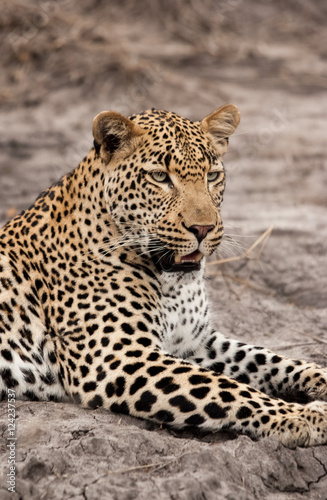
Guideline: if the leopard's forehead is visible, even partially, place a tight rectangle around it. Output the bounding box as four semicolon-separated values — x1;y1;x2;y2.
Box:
129;108;220;177
129;108;203;140
130;108;194;126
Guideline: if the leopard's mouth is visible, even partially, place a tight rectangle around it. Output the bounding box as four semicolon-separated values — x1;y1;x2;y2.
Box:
151;249;204;273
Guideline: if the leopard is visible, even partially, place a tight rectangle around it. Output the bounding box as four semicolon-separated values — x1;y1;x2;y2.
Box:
0;104;327;448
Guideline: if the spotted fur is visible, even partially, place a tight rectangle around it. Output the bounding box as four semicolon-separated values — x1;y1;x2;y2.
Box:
1;105;327;448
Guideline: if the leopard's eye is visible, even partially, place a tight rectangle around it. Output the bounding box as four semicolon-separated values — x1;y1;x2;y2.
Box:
150;171;170;183
207;171;223;183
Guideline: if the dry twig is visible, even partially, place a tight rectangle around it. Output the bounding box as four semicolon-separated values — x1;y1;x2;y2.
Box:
270;342;317;351
106;452;187;475
206;225;274;268
291;330;327;346
206;226;274;295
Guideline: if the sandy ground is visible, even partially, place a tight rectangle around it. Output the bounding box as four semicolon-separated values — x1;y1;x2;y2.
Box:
0;1;327;498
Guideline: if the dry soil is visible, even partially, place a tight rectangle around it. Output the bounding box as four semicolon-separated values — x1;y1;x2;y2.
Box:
0;1;327;499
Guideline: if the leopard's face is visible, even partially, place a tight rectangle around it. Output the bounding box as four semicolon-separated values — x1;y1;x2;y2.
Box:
94;107;240;272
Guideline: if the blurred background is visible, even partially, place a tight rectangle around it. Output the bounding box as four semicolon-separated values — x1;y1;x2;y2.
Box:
1;0;327;110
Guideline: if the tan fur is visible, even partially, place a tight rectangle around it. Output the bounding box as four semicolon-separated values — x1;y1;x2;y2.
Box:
201;104;240;154
93;111;146;163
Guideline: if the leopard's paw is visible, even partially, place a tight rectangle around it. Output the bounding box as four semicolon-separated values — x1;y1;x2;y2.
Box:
276;401;327;448
300;367;327;402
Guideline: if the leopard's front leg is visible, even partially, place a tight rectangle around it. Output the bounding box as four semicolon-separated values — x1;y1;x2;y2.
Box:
65;346;327;448
190;330;327;402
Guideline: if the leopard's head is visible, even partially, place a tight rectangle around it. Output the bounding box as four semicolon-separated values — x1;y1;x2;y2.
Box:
92;105;240;273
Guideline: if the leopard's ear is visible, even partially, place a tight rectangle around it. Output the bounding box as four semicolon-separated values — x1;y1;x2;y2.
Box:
201;104;240;155
92;111;146;163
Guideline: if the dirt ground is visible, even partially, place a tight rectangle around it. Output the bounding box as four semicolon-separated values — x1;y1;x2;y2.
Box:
0;1;327;499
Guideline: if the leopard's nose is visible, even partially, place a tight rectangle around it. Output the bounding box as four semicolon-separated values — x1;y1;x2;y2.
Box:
187;224;215;243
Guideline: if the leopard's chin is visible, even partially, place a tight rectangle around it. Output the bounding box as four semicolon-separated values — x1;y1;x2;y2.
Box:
151;249;204;273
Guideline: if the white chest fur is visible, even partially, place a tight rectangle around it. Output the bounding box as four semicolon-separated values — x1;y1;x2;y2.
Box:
158;271;210;358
